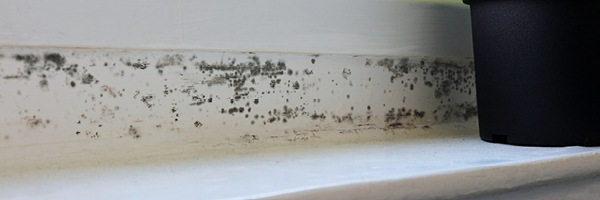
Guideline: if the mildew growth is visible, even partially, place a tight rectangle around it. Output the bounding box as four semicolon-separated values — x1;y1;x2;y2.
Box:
0;49;477;147
120;58;149;70
44;53;66;69
14;54;40;66
128;125;141;138
434;102;478;122
81;73;95;84
24;116;50;128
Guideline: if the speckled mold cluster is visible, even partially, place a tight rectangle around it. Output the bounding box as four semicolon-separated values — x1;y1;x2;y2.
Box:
0;48;476;146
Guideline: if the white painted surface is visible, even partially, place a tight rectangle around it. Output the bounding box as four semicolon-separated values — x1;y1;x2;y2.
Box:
0;48;476;148
0;0;472;57
2;121;600;200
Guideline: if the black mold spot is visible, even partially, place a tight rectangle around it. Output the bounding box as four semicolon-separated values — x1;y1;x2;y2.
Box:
100;85;120;98
156;54;184;69
310;112;326;120
14;54;40;66
140;94;154;108
388;123;403;128
39;79;49;91
414;109;426;118
424;81;433;87
367;105;371;110
44;53;66;69
303;69;313;75
242;134;259;142
435;102;478;121
435;80;452;99
190;101;205;106
82;73;95;84
254;99;259;104
292;81;300;90
342;68;351;79
128;125;141;139
311;58;316;64
332;114;353;123
25;116;49;128
131;60;149;70
62;64;78;77
70;81;76;87
194;121;203;127
464;105;478;120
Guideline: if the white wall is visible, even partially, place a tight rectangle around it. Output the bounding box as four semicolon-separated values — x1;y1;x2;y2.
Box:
0;0;473;57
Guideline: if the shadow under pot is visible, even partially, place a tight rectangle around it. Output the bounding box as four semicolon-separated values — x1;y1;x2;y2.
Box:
463;0;600;146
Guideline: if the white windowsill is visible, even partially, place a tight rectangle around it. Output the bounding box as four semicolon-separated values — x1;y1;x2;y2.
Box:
2;120;599;200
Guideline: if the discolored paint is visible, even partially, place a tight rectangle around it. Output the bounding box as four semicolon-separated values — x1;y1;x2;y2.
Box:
0;48;476;147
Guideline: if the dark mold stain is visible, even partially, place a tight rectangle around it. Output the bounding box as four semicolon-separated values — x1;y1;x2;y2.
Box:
129;59;149;70
342;68;351;79
62;64;78;77
435;102;478;122
81;73;95;84
303;69;313;75
435;80;452;99
332;113;353;123
194;121;203;127
128;125;141;138
39;79;49;91
140;94;155;108
195;56;289;99
310;112;326;120
14;54;40;66
43;53;66;69
384;108;426;128
100;85;121;98
241;134;259;143
156;54;184;69
228;107;239;114
311;58;316;64
424;81;433;87
24;116;50;128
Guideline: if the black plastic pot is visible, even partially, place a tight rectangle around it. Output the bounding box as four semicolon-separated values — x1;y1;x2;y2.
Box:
463;0;600;146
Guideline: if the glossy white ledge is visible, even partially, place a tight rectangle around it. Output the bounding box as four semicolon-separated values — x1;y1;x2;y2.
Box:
2;120;600;200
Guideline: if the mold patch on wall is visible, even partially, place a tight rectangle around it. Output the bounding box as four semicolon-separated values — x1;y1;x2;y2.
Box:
0;48;476;147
